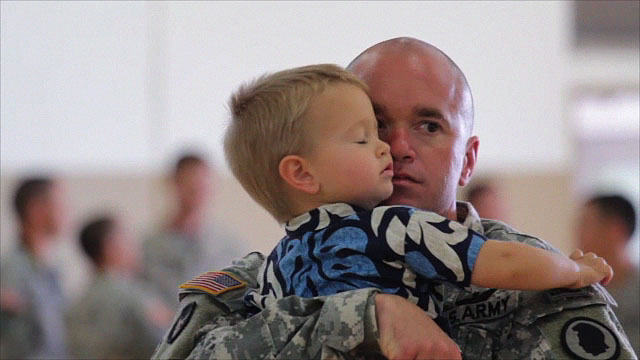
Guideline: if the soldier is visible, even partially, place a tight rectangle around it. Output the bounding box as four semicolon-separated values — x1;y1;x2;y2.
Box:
152;38;637;359
0;177;68;358
576;194;639;355
67;215;173;359
142;152;246;308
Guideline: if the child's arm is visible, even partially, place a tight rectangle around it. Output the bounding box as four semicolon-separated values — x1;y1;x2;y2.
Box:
471;240;613;290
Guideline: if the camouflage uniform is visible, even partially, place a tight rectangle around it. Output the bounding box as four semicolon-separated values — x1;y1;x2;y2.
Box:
67;271;165;359
152;202;637;359
142;224;246;307
606;268;639;355
0;245;67;359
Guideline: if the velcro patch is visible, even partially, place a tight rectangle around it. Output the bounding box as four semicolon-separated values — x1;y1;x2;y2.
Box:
561;317;620;360
179;271;246;296
167;301;196;344
446;289;518;326
545;288;591;303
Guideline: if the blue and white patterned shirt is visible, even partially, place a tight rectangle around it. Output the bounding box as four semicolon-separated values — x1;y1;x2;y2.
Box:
245;203;487;328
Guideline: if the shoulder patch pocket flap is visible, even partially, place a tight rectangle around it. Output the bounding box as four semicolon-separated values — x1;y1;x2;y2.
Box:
514;285;613;326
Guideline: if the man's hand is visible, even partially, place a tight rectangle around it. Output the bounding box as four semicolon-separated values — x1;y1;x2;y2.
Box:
375;294;462;360
569;249;614;288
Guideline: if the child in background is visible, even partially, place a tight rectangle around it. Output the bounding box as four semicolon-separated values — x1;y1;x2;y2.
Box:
224;64;612;329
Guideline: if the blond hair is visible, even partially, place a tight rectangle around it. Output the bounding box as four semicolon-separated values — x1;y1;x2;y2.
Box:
225;64;368;223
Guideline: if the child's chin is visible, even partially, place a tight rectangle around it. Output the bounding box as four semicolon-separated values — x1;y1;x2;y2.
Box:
374;193;394;207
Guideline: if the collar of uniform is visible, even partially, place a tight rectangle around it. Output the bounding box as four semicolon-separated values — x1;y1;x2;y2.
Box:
456;201;484;235
285;203;364;236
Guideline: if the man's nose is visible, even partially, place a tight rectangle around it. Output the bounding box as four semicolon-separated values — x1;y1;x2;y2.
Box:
385;127;416;162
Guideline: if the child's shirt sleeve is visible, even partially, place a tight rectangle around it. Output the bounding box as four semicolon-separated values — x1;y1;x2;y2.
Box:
366;206;486;288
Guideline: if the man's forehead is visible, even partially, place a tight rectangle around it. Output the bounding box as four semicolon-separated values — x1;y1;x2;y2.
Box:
352;46;457;94
351;43;473;133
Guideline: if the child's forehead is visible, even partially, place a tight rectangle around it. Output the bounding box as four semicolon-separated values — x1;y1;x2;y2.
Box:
311;82;370;111
299;82;369;131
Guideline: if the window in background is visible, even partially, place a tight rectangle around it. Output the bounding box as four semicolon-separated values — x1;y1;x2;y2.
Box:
574;0;639;47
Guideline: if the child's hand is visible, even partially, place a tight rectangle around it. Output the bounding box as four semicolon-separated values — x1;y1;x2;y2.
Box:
568;249;614;288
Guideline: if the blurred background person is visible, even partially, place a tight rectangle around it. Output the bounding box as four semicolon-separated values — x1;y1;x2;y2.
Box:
67;215;172;359
0;177;68;359
465;179;509;222
141;152;247;307
576;193;639;354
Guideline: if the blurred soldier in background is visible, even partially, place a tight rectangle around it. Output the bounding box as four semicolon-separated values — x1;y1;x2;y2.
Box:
67;215;173;359
142;152;246;307
577;193;639;354
0;177;68;358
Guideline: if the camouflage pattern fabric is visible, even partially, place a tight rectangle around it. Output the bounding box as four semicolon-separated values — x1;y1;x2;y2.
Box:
66;271;165;359
607;269;640;355
186;289;382;359
152;203;637;359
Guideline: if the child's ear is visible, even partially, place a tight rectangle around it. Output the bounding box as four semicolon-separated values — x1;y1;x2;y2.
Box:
279;155;319;194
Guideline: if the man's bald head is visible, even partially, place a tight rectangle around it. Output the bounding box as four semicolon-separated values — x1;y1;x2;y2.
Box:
347;37;474;136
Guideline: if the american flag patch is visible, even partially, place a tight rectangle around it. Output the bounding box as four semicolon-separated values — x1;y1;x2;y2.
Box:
179;271;246;296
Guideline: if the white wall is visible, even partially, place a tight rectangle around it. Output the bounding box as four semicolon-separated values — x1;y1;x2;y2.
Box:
1;2;150;174
2;1;573;175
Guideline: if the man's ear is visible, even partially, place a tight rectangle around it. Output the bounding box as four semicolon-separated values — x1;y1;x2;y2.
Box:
279;155;320;194
459;135;479;187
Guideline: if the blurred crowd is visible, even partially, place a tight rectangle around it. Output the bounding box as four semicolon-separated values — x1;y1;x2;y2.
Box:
0;153;248;359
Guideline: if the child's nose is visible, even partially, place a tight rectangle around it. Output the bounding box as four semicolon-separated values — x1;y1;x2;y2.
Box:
377;139;390;157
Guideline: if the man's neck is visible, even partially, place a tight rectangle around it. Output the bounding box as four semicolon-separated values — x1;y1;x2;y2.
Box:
171;210;203;235
21;226;51;262
453;202;468;223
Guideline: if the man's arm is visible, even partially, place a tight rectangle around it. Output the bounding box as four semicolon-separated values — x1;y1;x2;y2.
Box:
182;291;461;360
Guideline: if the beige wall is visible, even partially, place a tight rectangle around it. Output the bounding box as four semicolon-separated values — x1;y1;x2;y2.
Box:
460;171;575;254
1;171;575;299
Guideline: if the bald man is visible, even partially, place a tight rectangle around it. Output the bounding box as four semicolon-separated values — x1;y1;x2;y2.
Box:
152;38;635;360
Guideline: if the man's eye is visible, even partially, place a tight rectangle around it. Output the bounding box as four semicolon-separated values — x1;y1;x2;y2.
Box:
356;140;368;144
376;118;387;129
422;122;441;133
